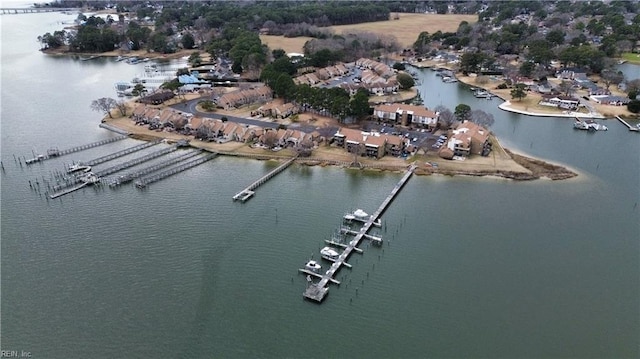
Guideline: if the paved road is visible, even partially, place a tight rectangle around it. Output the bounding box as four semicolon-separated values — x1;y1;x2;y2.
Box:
171;99;282;129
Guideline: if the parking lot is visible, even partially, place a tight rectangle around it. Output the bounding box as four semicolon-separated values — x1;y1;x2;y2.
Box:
361;120;446;155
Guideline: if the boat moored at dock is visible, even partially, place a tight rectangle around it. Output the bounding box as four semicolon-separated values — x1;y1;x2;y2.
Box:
304;260;321;272
320;247;340;261
574;118;607;132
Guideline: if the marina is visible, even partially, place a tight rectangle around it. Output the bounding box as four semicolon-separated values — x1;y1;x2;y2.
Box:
134;153;217;188
24;135;128;164
109;149;202;186
301;165;416;303
93;146;178;177
232;157;296;202
80;140;161;166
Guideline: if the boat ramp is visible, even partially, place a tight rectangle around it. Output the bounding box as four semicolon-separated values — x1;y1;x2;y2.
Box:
25;135;128;165
232;157;296;202
616;116;640;132
300;164;417;303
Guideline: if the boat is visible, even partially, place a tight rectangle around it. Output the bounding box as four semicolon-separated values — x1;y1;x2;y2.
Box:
304;260;321;272
320;246;340;261
343;213;356;221
573;119;607;131
67;164;92;173
353;209;368;218
442;76;458;83
473;90;493;99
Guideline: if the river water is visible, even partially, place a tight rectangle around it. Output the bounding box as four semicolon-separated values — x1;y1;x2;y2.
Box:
1;10;638;359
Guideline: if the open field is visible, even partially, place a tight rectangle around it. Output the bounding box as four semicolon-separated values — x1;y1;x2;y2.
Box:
332;13;478;48
260;35;314;54
261;13;478;54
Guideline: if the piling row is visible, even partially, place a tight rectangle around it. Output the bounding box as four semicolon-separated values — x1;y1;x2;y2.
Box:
110;149;202;186
94;146;177;177
134;153;217;188
25;135;128;165
81;140;161;166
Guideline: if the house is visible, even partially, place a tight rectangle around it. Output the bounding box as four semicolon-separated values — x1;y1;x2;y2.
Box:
332;128;405;159
217;86;273;109
556;67;587;80
589;95;630;106
372;104;439;129
539;94;580;110
256;101;298;119
442;121;491;158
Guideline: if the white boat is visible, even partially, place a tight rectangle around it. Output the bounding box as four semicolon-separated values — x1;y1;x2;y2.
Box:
574;119;607;131
320;247;340;260
353;209;369;218
304;260;321;272
343;213;356;221
474;90;493;99
67;164;92;173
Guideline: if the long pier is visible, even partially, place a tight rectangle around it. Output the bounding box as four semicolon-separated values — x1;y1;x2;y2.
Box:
109;150;202;186
25;135;128;165
302;164;416;303
81;140;161;166
134;153;217;188
49;182;88;199
616;116;640;132
0;7;80;14
232;157;296;201
94;146;177;177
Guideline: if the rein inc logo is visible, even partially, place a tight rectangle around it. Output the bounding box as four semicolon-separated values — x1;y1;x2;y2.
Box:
1;350;31;358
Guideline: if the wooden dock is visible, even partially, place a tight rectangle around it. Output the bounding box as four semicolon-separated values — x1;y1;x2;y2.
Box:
232;157;296;202
616;116;640;132
25;135;128;165
134;153;217;188
302;164;416;303
82;140;161;166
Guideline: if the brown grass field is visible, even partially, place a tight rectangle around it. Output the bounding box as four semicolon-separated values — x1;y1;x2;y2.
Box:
260;13;478;53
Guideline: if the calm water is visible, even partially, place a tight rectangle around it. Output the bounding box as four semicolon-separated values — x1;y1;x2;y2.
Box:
1;11;639;359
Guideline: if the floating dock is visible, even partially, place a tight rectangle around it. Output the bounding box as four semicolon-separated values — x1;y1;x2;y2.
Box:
301;164;416;303
134;153;217;188
25;135;128;165
232;157;296;202
616;116;640;132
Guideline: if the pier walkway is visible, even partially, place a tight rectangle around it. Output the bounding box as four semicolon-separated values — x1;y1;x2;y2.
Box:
302;164;417;303
1;7;80;14
616;116;640;132
25;135;128;165
109;150;202;186
81;140;161;166
94;146;177;177
134;153;217;188
232;157;296;202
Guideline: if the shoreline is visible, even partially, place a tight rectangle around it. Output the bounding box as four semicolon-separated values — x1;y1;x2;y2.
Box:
102;100;578;181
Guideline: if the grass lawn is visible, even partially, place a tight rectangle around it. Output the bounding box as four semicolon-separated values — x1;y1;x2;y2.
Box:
620;52;640;64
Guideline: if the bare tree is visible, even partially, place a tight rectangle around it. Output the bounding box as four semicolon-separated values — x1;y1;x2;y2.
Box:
557;80;575;97
115;100;127;117
90;97;117;118
470;109;495;128
434;105;456;129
